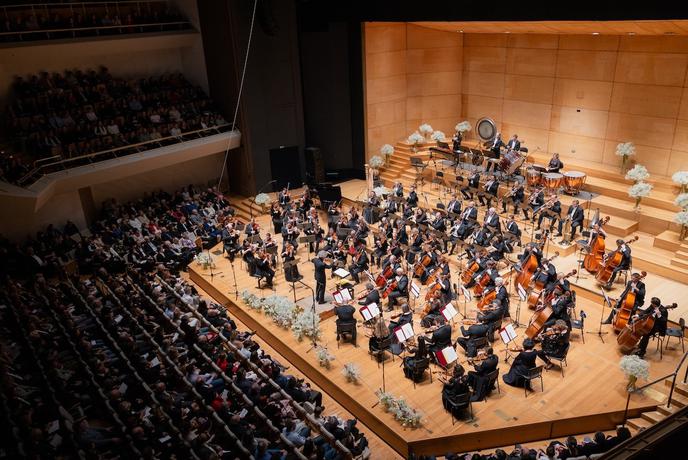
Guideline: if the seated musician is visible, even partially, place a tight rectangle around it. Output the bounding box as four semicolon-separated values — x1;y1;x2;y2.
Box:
547;152;564;173
222;226;240;261
603;272;646;324
420;292;444;328
485;133;504;173
407;185;419;208
426;317;453;356
536;194;561;232
334;302;357;341
604;239;633;288
536;320;570;370
270;202;283;233
543;290;573;329
282;243;302;282
368;315;391;355
431;211;447;233
456;320;489;358
371;234;388;267
407;228;423;263
348;246;369;284
386;267;409;311
493;277;509;310
389;303;413;333
448;219;463;256
245;218;260;236
506;133;520;151
467;347;499;401
437;272;453;305
518;241;542;265
504;215;522;247
489;234;510;261
442;365;471;415
463;249;489;289
393;181;404;197
587;223;607;249
456;201;479;240
524;187;545;221
242;242;257;276
383;197;399;217
502;338;538;389
502;182;525;215
363;191;380;224
255;251;275;286
413;207;428;226
358;283;381;307
478;299;507;338
279;187;291;207
634;297;669;358
415;245;438;284
327;201;340;230
483;207;501;234
403;336;428;381
557;199;584;239
479;175;500;208
446;194;462;215
461;171;481;199
533;258;558;291
332;241;348;273
281;221;300;250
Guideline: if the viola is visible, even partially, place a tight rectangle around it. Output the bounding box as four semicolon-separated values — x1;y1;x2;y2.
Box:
595;235;639;285
612;271;648;333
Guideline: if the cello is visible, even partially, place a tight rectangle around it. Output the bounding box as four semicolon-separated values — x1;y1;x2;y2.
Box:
525;302;554;339
461;252;485;286
529;268;576;310
513;232;548;290
612;271;647;333
582;216;610;274
595;236;639;286
375;264;394;288
617;303;678;353
413;253;433;284
525;252;560;309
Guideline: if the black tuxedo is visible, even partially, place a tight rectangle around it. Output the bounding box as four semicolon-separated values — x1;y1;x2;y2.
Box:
558;205;584;238
313;258;332;302
456;323;489;357
468;354;499;401
428;324;453;354
335;304;356;326
387;274;409;308
358;288;380;307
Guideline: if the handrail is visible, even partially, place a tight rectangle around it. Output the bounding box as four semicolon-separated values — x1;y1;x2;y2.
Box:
622;350;688;426
17;123;231;186
0;20;192;37
3;0;173;8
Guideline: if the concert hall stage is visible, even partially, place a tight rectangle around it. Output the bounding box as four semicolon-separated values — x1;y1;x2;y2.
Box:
188;226;682;457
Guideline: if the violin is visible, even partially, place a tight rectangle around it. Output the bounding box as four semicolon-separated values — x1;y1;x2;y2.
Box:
595;236;638;285
612;271;647;333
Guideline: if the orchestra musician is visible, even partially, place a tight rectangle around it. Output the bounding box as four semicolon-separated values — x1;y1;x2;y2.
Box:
363;191;380;224
478;299;507;338
413;207;428;226
557;199;584;239
489;234;511;261
282;243;302;283
255;250;275;287
461;171;481;200
368;315;391;355
245;218;260;237
524;187;545;221
501;181;525;215
536;194;561;232
544;290;574;329
407;185;419;208
388;303;413;333
502;338;538;389
479;175;500;208
279;187;291;207
536;320;570;370
456;201;479;240
420;292;444;328
314;250;332;304
441;365;471;415
603;239;633;288
334;302;357;342
371;233;388;267
393;181;404;197
403;335;428;381
506;134;520;151
386;267;409;311
483;207;501;233
467;347;499;401
602;272;646;325
358;283;381;307
281;221;300;251
546;153;564;173
504;215;522;246
634;297;669;358
533;258;558;291
456;321;490;358
426;317;453;356
452;130;462;151
348;246;369;284
485;133;504;173
327;201;340;230
587;223;607;249
270;202;283;233
447;194;462;215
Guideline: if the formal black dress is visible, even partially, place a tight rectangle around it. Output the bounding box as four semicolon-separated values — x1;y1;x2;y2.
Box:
502;349;537;388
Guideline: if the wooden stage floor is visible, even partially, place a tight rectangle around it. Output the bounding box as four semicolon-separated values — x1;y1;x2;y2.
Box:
187;195;685;456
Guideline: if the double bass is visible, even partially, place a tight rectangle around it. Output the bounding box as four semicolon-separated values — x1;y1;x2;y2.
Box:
413;253;434;284
582;216;611;274
525;252;560;310
595;236;639;285
612;271;647;333
617;303;678;353
525;302;554;339
513;232;548;290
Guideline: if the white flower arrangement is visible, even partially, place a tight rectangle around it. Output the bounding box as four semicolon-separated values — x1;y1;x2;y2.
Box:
262;295;295;328
375;390;396;411
616;142;636;158
341;363;361;383
373;186;390;197
418;123;433;135
672;171;688;186
620;355;649;391
254;193;271;205
315;346;335;369
380;144;394;156
625;164;649;183
369;155;385;169
241;290;264;311
431;131;445;142
628;182;653;199
455;121;471;134
408;132;424;146
675;210;688;226
292;308;321;341
675;194;688;209
194;252;215;270
374;389;422;428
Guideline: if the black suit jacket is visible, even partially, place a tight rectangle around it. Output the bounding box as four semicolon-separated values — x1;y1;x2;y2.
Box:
359;289;380;306
335;305;356;325
507;139;520;151
567;205;584;225
313;258;331;283
431;324;453;350
461;323;489;339
617;280;646;309
474;354;498;376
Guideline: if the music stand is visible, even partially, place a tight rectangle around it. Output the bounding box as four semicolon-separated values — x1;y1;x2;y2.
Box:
283;259;301;302
588;288;611;343
410;157;427;186
299;235;317;254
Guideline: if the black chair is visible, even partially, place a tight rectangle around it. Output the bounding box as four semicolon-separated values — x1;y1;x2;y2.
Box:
481;368;501;400
336;322;357;348
471;336;489;353
570;311;586;343
370;336;392;364
546;343;570;377
251;273;265;289
665;318;686;352
447;391;473;424
520;365;544;397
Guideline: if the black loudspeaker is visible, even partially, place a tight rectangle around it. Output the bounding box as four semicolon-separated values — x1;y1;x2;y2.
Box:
305;147;325;184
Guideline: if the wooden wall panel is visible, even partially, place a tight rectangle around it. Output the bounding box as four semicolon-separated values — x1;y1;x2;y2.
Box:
552;79;614;111
548;131;605;162
505;47;558;77
406;47;462;72
678;88;688;121
556;50;618;81
462;94;504;120
499;123;550;152
407;95;462;120
405;117;458;137
462;71;505;97
503;74;555;104
507;34;559;49
463;46;507;73
366;100;406;128
668;150;688;172
671;119;688;153
550;106;609;139
502;100;552;130
558;35;620;51
463;33;508;48
406;23;462;49
365;49;406;79
407;71;461;96
614;52;688;86
618;35;688;53
366;74;407;104
610;83;682;118
605;112;676;149
364;22;407;54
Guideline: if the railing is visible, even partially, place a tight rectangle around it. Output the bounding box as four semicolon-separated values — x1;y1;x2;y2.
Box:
0;21;192;41
622;350;688;426
16;123;232;186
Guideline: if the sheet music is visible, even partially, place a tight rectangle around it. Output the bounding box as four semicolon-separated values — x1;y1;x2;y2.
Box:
442;303;458;321
360;306;372;322
340;288;352;302
438;346;458;365
410;282;421;299
461;284;472;302
401;322;414;339
333;291;344;304
500;323;517;344
517;283;528;302
334;268;350;278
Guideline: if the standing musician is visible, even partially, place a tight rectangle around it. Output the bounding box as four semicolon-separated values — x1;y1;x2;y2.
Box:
546;153;564;173
447;194;462;215
348;246;369;284
279;187;291;207
407;185;419;208
426;317;453;356
536;320;570;370
441;365;471;415
536;194;561;232
501;181;525;215
603;239;633;288
452;130;463;151
461;171;481;200
467;347;499;401
502;338;538;389
282;243;302;283
602;272;645;325
557;199;584;239
386;267;409;311
524;187;545;221
313;250;332;304
479;175;500;208
392;181;404;197
634;297;670;358
358;283;381;307
485;133;504;173
271;202;283;233
363;191;380;224
456;321;489;358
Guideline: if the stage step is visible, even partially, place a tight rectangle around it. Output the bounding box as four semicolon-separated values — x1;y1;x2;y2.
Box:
670;258;688;270
657;403;682;417
664;379;688;398
675;250;688;261
584;176;679;213
669;392;688;408
654;230;683;252
626;417;653;431
640;410;666;424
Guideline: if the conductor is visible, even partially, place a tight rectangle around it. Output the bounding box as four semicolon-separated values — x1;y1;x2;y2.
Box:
314;250;332;304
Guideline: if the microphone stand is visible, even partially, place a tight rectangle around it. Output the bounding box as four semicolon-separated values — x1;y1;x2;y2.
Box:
296;279;319;352
587;288;610;343
227;254;239;300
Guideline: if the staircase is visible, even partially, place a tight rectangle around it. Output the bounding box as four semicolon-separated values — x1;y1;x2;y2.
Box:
226;193;265;223
626;378;688;432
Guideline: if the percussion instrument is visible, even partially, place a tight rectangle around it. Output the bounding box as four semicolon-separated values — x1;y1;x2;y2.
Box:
542;173;563;191
476;117;497;142
499;149;525;175
531;163;547;173
526;168;542;187
563;171;587;195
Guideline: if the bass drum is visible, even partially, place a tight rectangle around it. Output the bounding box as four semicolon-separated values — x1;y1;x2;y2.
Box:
476;117;497;142
499;149;525;175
